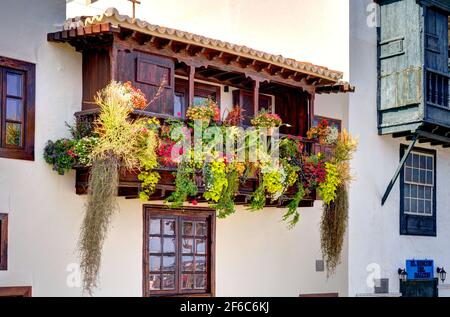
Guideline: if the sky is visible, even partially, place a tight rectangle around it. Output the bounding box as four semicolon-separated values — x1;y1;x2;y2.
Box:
67;0;350;78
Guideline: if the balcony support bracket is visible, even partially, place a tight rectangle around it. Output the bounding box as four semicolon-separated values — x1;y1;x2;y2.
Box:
381;133;418;206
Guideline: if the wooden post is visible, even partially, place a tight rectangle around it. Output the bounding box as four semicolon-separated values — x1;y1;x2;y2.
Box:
308;93;316;130
188;65;195;106
253;80;260;116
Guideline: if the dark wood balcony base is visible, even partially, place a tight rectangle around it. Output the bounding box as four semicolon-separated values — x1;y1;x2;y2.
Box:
75;167;315;208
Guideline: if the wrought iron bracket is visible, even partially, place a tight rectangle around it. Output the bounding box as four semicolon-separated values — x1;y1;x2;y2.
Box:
381;133;418;206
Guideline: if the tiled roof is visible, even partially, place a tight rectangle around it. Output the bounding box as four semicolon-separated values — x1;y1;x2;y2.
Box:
63;8;344;83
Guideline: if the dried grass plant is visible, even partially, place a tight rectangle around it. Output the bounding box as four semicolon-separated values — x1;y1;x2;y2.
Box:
320;185;349;276
79;81;159;295
320;130;357;276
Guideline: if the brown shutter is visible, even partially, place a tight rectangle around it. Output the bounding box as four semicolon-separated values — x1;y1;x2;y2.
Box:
117;50;174;115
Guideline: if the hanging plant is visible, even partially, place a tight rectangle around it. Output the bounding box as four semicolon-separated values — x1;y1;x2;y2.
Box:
165;161;198;208
79;156;119;294
251;109;283;128
320;185;349;276
320;130;358;275
318;162;341;205
78;81;161;295
215;168;240;218
44;139;77;175
186;97;220;122
282;184;305;229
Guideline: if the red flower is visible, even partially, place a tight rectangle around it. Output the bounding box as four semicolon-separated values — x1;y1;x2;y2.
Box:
142;127;148;134
67;149;76;158
191;200;198;206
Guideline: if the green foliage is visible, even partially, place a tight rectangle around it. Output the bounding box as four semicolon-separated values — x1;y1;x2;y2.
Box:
166;162;198;208
137;124;160;201
93;81;149;170
249;183;266;211
318;162;341;205
262;169;284;200
204;160;228;203
44;139;77;175
66;119;94;140
282;184;305;229
138;171;160;201
215;169;240;219
74;137;99;166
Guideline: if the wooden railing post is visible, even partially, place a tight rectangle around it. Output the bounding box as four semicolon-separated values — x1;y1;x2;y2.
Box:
253;80;260;116
188;65;195;107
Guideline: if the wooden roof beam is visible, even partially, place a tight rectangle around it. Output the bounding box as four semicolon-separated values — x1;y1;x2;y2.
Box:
115;37;315;92
131;31;152;45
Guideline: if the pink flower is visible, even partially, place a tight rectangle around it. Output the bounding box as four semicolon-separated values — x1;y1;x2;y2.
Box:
142;127;148;134
177;112;182;117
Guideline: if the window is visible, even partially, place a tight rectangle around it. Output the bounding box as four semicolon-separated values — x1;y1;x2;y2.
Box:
174;79;221;118
232;90;273;126
400;146;436;236
0;213;8;270
0;56;35;160
143;206;215;297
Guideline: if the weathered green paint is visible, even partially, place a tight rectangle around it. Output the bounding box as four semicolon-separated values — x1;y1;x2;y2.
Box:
378;0;450;135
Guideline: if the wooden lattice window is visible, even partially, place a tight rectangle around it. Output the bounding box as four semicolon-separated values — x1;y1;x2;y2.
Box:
143;206;215;297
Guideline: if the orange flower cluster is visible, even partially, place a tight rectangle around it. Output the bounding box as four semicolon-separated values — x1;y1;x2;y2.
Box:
124;81;147;110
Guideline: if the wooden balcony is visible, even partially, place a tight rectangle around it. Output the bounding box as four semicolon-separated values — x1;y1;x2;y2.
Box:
73;110;317;207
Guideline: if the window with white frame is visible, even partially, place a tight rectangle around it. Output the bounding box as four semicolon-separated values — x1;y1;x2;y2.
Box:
403;151;434;216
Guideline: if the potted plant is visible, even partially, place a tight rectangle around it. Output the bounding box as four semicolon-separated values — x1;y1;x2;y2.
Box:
186;97;220;125
223;105;245;126
307;119;333;145
251;110;283;136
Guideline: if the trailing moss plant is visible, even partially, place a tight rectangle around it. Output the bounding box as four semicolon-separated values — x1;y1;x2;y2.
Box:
79;81;160;295
320;130;357;276
79;157;119;294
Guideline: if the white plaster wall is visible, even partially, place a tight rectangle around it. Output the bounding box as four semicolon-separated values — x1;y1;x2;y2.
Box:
216;203;348;297
348;0;450;296
0;0;84;295
0;0;350;296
